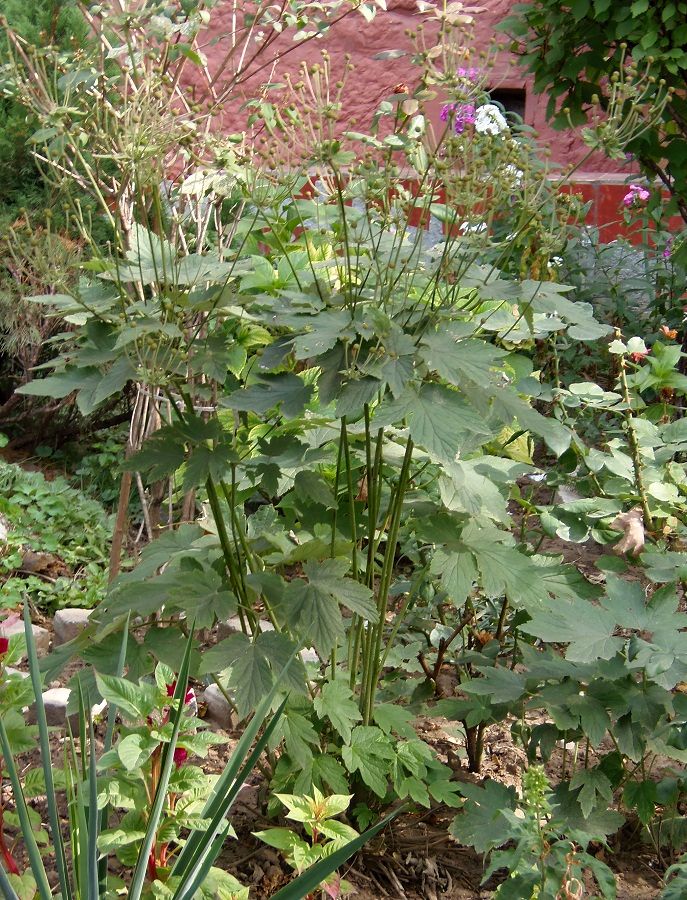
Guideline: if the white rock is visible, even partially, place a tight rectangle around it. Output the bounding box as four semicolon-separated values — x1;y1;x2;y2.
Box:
3;620;51;657
28;687;71;726
217;617;274;640
555;486;582;505
203;684;234;729
5;666;29;679
53;608;92;645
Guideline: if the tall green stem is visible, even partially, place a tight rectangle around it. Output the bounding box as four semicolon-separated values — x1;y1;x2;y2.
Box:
617;352;653;530
360;438;413;723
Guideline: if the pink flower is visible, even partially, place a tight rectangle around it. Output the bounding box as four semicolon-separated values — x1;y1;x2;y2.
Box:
623;184;650;207
630;350;649;363
457;66;480;82
440;102;476;133
173;747;188;768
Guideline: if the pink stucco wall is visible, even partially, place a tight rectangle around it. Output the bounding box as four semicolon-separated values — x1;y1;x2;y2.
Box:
192;0;628;179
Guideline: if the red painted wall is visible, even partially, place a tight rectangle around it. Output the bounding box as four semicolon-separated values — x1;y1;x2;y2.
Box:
193;0;645;234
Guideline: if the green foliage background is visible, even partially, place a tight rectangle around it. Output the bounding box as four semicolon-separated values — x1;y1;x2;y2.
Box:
503;0;687;222
0;0;87;220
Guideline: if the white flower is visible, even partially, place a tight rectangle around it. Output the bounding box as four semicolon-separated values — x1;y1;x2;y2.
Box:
502;163;523;186
474;103;508;136
459;221;487;234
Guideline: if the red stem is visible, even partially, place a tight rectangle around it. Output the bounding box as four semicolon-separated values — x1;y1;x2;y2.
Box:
0;809;20;876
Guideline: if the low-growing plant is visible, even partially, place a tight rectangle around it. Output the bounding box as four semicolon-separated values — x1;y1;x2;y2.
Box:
0;459;111;611
451;766;617;898
0;612;388;899
256;788;359;898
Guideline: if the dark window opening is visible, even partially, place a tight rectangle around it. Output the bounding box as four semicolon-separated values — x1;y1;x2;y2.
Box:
489;88;527;122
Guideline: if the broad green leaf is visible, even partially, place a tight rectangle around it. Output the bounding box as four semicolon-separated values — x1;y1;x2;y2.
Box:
373;703;417;740
94;674;159;721
117;733;159;771
223;373;313;418
314;681;362;743
569;768;613;819
520;598;623;662
420;333;508;387
375;384;492;461
293;470;337;509
450;780;517;852
341;726;395;797
623;780;657;826
430;548;477;606
463;667;528;704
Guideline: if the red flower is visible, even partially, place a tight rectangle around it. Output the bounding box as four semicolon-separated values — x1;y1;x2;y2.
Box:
173;747;188;768
166;680;195;704
0;636;9;656
630;351;649;363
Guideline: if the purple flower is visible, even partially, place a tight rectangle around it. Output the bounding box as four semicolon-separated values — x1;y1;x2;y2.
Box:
663;238;673;260
457;66;480;82
623;183;650;207
453;103;476;134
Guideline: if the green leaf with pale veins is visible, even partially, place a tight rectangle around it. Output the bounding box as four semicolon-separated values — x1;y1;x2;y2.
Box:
292;310;354;360
375;383;492;461
227;640;274;718
314;681;362;743
430;549;477;606
570;768;613;819
450;779;517;853
303;559;377;619
342;726;395;798
373;703;417;740
223;373;313;418
420;333;508;387
463;667;528;704
520;595;623;662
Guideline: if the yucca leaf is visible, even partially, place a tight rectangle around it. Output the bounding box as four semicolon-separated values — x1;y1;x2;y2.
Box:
99;619;129;890
0;862;20;900
0;705;52;900
172;824;230;900
271;808;401;900
24;603;73;900
171;676;289;881
128;625;194;900
87;715;100;899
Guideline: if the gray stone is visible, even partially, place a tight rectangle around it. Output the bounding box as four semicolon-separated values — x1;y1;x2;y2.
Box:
203;683;234;729
27;688;107;732
3;620;51;657
555;485;582;505
5;666;28;679
29;687;71;726
53;608;92;645
217;617;274;641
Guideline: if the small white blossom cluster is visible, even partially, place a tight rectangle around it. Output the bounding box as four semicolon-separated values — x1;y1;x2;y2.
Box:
474;103;509;136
